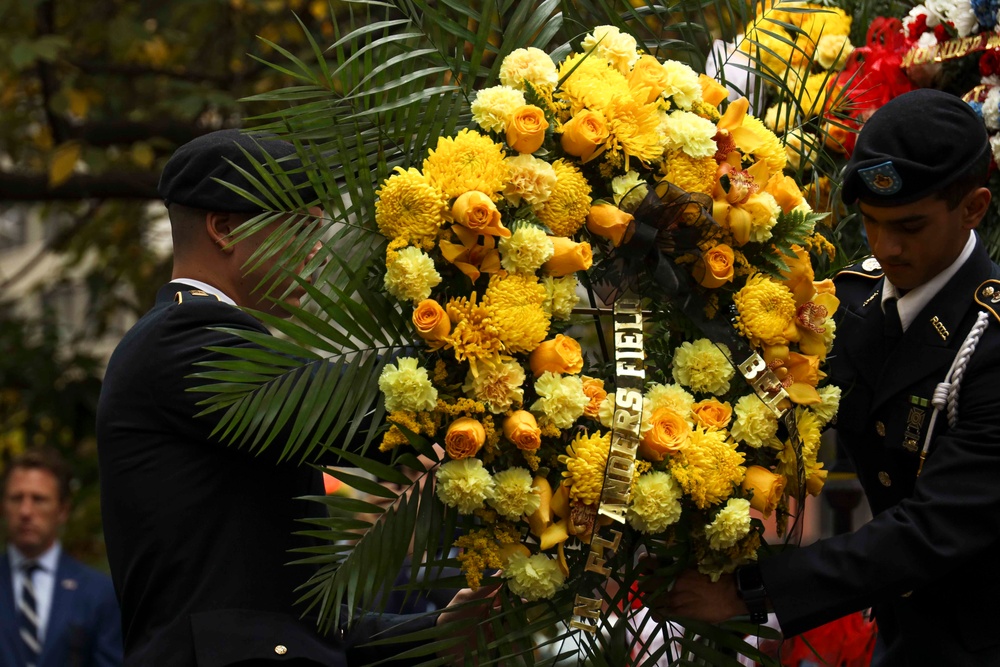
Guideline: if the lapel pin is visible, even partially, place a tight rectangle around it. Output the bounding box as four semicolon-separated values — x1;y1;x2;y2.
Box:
930;316;949;341
61;578;78;590
862;290;880;307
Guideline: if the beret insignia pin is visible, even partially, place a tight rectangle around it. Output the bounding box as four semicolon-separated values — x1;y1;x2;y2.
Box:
859;161;902;195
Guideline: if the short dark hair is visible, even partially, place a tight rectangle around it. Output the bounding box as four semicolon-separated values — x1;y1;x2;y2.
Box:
2;447;73;504
934;151;991;210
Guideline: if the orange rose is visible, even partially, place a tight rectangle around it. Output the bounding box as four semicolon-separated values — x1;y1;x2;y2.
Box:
444;417;486;459
503;410;542;451
586;204;633;247
452;190;510;237
699;73;728;106
628;54;669;104
692;399;732;430
543;236;592;277
742;465;785;518
581;376;607;419
692;244;734;289
639;408;691;462
530;334;584;377
412;299;450;343
560;109;608;160
764;173;806;214
507;104;549;154
823;119;853;154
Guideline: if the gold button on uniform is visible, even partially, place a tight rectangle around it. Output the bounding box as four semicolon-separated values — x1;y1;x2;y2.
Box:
903;438;918;453
878;471;892;487
274;645;288;655
875;421;886;437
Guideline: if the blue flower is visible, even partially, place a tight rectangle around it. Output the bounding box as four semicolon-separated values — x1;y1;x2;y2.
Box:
971;0;1000;29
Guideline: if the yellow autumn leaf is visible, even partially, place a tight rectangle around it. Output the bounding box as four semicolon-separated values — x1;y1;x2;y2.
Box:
49;141;81;188
67;89;89;119
131;142;155;169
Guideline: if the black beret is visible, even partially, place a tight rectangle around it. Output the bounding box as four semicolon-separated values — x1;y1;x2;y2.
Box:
158;129;317;213
841;89;989;206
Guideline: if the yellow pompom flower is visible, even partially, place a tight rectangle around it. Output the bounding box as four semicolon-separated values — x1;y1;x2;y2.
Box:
531;372;589;429
628;471;684;534
462;358;525;414
483;273;551;354
499;47;558;90
435;458;495;514
559;431;611;505
445;294;504;373
734;275;797;347
378;357;438;412
423;129;509;200
705;497;752;550
731;393;781;449
535;160;592;237
383;245;442;303
557;52;631;115
498;226;554;274
471;85;526;133
504;552;566;601
662;149;717;197
375;167;449;243
669;427;746;510
542;275;580;321
661;111;718;159
489;467;542;519
672;339;735;396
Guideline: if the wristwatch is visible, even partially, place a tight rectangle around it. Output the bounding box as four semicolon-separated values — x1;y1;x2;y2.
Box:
734;564;769;624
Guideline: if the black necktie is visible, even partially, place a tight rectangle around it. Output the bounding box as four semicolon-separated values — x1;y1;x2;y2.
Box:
884;297;903;340
18;561;42;667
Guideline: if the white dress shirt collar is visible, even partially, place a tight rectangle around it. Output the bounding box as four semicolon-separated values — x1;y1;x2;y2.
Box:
171;278;237;307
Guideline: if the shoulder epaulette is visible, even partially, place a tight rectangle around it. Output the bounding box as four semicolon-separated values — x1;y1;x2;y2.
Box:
836;256;884;279
173;289;223;305
974;279;1000;323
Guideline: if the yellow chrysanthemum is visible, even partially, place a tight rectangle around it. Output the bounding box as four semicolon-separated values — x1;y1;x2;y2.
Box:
661;111;718;159
662;149;717;197
812;384;841;428
672;339;735;396
435;457;495;514
731;394;781;449
557;52;631;115
535;160;592;237
796;407;823;464
531;372;588;429
503;154;557;208
383;245;442;303
498;226;554;274
705;497;752;550
504;552;566;601
628;471;684;534
542;275;580;321
471;85;527;133
378;357;438;412
445;293;504;372
741;114;788;174
560;431;611;505
423;129;510;200
605;92;665;166
375;167;449;243
734;274;797;347
462;358;525;414
500;47;559;91
483;273;551;353
668;427;746;510
489;467;542;519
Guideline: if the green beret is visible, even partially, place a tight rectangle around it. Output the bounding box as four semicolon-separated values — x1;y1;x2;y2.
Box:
841;89;989;206
158;129;317;213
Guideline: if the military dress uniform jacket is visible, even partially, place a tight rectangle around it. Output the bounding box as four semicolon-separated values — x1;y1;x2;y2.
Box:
759;237;1000;665
96;283;433;667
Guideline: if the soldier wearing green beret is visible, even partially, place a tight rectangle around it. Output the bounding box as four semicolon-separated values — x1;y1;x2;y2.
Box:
661;89;1000;664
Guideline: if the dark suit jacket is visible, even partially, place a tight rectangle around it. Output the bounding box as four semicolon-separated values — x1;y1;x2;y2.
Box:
0;550;123;667
96;283;433;667
760;237;1000;664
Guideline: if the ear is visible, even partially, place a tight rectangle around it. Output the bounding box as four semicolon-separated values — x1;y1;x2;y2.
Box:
962;186;991;230
205;212;238;253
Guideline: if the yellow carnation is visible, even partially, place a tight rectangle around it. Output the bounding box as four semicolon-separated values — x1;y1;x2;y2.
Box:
542;275;580;321
734;274;797;347
743;192;781;243
499;47;558;90
581;25;639;74
384;245;441;303
534;160;592;237
378;357;438;412
375;167;449;243
462;358;526;414
471;85;527;133
489;467;542;519
668;427;746;510
483;273;551;353
705;497;752;550
731;394;780;449
504;552;566;601
816;34;853;70
628;470;684;534
531;372;588;429
498;226;554;274
612;170;648;212
423;129;509;200
672;339;735;395
435;458;495;514
645;383;695;421
812;384;841;428
660;59;702;110
503;154;557;208
560;431;611;505
661;111;718;159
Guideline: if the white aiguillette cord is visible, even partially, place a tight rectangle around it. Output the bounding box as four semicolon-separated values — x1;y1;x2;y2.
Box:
918;310;990;476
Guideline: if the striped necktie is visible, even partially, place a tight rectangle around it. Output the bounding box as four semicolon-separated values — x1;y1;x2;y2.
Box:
18;561;42;667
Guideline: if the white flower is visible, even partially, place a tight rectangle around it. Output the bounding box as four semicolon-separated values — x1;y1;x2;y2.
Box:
985;88;1000;131
611;170;648;212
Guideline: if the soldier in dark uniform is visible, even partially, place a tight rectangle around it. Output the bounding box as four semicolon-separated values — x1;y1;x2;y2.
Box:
661;88;1000;665
96;130;484;667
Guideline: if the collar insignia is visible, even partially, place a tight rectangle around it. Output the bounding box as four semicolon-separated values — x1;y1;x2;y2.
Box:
862;257;882;272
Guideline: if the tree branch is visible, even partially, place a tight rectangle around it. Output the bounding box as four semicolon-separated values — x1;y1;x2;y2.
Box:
0;171;160;201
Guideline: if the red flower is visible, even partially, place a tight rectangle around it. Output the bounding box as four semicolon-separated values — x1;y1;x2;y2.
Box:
908;13;928;40
933;23;950;42
981;50;1000;78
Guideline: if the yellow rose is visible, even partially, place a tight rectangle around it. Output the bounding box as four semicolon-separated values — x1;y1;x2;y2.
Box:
742;465;785;518
560;109;609;160
412;299;450;343
543;236;592;277
692;244;734;289
452;190;510;238
503;410;542;451
581;376;607;419
506;104;549;154
764;173;806;214
586;204;633;247
639;408;690;462
692;399;732;430
699;73;728;106
628;54;669;104
530;334;584;377
444;417;486;460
